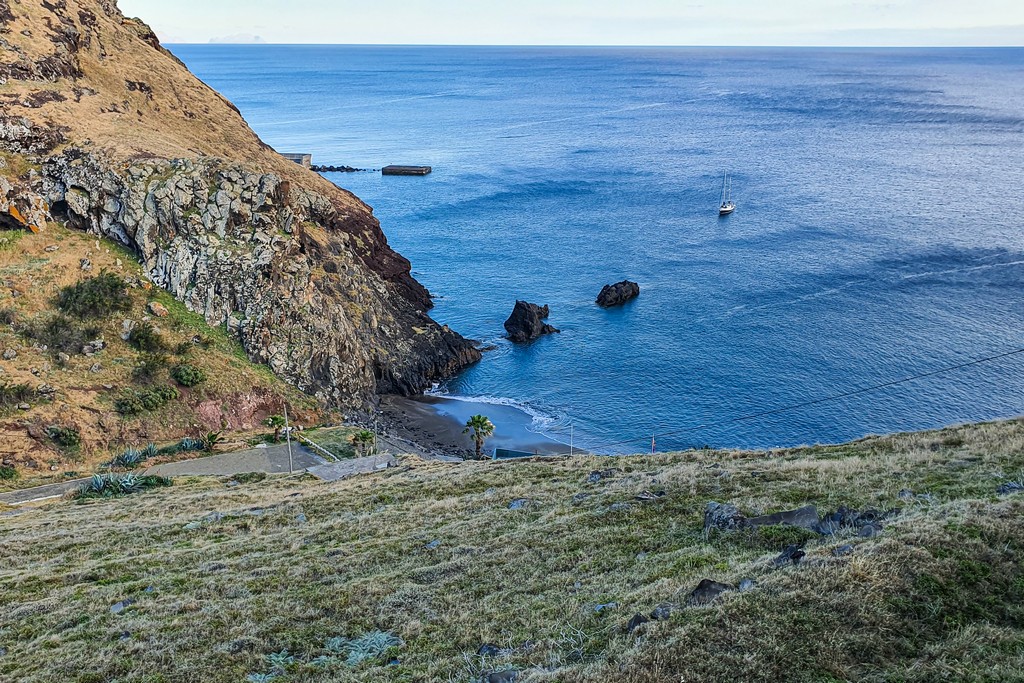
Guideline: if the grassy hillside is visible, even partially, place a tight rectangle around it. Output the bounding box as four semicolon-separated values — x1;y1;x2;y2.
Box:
1;420;1022;682
0;221;319;489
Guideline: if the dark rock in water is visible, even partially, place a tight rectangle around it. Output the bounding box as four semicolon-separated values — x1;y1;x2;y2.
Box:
596;280;640;307
771;544;806;568
833;544;855;557
687;579;734;606
746;504;819;530
650;603;674;620
703;501;745;533
477;643;501;657
626;613;650;632
504;301;559;342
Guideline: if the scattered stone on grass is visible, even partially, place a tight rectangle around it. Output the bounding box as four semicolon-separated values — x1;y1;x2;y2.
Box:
625;613;650;632
704;501;745;533
147;301;169;317
508;498;529;510
745;504;819;530
424;539;441;550
477;643;500;657
859;524;881;538
997;481;1023;495
686;579;734;606
483;670;519;683
594;602;618;613
650;603;674;620
587;469;619;484
738;578;756;592
772;544;806;568
635;490;666;502
833;544;855;557
110;599;133;614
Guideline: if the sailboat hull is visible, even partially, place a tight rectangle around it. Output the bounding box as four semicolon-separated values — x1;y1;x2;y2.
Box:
719;204;735;216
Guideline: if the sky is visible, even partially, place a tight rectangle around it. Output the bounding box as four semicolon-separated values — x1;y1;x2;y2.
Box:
118;0;1024;46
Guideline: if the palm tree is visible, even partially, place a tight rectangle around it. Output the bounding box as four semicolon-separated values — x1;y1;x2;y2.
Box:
351;429;376;457
264;415;286;442
463;415;495;460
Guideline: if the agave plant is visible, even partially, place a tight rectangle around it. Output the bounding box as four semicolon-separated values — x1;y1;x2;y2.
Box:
324;631;403;667
118;472;141;494
324;636;347;654
84;473;107;494
266;650;295;672
309;655;337;669
178;437;206;452
142;443;158;459
245;674;277;683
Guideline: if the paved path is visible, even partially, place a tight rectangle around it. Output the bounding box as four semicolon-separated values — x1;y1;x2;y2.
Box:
1;435;451;507
307;453;398;481
145;443;325;477
0;478;91;506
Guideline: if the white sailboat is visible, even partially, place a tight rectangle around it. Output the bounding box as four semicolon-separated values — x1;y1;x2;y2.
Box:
719;174;735;216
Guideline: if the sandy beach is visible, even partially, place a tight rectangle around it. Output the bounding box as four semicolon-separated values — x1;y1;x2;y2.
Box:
380;394;568;459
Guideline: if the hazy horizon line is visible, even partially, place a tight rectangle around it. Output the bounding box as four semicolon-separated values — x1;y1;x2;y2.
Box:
164;42;1024;48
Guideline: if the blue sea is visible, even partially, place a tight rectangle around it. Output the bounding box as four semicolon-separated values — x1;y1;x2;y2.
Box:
172;45;1024;453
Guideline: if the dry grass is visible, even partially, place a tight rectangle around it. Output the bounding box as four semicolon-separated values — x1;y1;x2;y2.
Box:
1;420;1022;682
0;222;318;488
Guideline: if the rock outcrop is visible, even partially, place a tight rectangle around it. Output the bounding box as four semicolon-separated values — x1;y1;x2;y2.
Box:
504;301;559;343
596;280;640;307
0;0;480;409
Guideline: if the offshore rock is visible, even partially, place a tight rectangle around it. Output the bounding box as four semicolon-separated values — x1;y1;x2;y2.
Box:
504;301;559;343
596;280;640;307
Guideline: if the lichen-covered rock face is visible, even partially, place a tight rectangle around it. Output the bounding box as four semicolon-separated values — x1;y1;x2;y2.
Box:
39;151;480;409
0;0;481;410
0;173;48;232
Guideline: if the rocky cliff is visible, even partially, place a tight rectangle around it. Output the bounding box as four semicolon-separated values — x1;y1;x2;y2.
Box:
0;0;480;409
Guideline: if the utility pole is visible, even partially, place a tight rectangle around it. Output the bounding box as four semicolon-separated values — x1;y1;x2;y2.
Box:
284;404;294;474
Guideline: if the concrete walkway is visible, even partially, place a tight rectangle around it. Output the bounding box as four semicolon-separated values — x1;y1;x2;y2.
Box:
145;443;325;477
0;435;442;507
0;478;91;506
307;453;398;481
